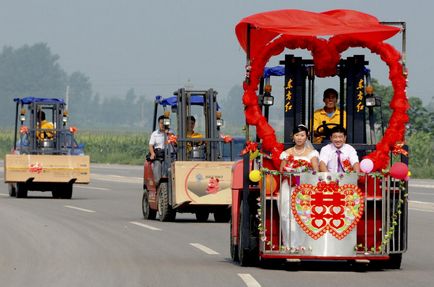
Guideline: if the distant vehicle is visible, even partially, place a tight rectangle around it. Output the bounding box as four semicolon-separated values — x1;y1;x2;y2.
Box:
142;88;241;222
4;97;90;199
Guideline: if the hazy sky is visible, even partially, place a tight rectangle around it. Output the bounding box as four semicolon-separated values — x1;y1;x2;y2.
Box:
1;0;433;104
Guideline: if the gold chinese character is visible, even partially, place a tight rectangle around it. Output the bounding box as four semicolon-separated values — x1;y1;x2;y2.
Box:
356;102;364;112
286;91;292;101
357;91;363;101
357;79;364;90
285;102;293;112
286;79;293;90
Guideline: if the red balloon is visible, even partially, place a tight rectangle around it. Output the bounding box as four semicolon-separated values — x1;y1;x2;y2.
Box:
389;162;408;180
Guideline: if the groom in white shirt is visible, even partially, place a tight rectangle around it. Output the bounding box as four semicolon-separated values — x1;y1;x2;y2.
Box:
319;126;360;173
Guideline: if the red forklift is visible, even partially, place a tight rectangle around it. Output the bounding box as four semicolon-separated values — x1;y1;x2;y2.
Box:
230;10;409;269
142;88;244;222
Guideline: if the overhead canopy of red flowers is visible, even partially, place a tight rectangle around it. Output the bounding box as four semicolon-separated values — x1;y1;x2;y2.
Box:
235;10;408;172
236;9;400;60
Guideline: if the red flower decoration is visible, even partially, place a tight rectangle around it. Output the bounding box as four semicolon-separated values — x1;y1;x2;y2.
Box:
221;134;233;143
167;134;177;144
342;159;354;172
241;141;258;155
392;142;408;157
20;126;29;134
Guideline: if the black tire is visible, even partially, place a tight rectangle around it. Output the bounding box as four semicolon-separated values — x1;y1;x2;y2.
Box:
16;183;28;198
214;208;231;223
384;253;402;269
230;217;239;262
238;200;258;266
52;189;62;199
157;182;175;222
8;184;16;197
60;184;73;199
142;189;156;220
195;211;209;222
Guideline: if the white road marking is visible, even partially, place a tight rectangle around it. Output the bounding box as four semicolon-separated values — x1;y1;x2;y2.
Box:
64;205;96;213
76;185;110;191
411;192;434;196
409;183;434;189
409;201;434;213
238;273;261;287
129;221;162;231
91;173;141;184
189;243;219;255
409;208;434;213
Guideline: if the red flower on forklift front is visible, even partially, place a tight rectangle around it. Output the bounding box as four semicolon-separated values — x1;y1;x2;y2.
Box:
29;162;43;174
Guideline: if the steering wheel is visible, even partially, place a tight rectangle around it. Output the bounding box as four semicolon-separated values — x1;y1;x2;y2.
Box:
315;122;340;139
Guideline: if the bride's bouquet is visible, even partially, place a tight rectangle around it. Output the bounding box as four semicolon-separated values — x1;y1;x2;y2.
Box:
283;154;313;173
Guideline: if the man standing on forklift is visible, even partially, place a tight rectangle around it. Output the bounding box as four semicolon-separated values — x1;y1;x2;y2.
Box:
313;88;346;143
149;115;171;184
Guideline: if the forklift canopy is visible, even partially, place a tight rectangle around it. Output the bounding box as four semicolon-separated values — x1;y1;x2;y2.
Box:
14;97;65;105
263;66;285;78
235;9;400;60
155;95;220;110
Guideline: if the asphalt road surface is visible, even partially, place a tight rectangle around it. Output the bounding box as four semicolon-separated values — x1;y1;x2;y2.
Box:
1;162;433;287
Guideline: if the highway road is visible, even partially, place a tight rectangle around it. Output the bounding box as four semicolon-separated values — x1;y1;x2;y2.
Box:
1;162;433;287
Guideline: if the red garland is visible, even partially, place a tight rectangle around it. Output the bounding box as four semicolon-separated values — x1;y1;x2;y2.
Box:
242;34;408;171
240;141;258;155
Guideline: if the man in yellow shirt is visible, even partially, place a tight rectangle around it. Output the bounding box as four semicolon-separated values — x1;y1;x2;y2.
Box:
186;116;204;158
313;88;346;144
36;111;55;140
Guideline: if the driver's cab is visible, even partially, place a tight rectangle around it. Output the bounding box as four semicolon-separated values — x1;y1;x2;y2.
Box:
260;55;382;154
152;88;239;166
13;97;82;155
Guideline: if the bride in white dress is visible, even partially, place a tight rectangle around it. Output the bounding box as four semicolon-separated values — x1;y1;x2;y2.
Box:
278;124;319;250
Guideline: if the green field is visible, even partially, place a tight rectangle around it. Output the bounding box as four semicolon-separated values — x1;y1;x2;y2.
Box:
1;129;432;178
0;130;149;165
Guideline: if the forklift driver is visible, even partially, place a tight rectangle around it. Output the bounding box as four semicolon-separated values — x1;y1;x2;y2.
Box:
36;111;55;140
149;115;172;184
313;88;346;144
186;115;203;151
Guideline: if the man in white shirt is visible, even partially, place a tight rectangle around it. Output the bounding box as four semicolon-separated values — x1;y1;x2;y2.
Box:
149;115;171;184
319;126;360;173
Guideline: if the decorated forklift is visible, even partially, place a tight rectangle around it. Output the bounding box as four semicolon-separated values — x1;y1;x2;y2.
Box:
142;88;243;222
230;10;409;269
4;97;90;198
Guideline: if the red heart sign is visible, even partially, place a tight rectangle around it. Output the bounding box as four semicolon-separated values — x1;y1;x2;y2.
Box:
291;182;364;240
237;11;409;172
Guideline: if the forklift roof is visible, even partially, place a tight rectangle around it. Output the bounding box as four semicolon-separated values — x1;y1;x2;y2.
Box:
14;97;65;105
155;95;220;110
263;66;285;78
236;9;400;60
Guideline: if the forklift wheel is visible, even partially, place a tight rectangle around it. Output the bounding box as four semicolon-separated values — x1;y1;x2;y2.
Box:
16;183;28;198
8;184;17;197
214;209;231;223
230;217;239;262
157;182;175;222
195;211;209;222
142;189;156;220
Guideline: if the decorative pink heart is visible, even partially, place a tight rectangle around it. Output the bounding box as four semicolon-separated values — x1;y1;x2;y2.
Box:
292;182;364;240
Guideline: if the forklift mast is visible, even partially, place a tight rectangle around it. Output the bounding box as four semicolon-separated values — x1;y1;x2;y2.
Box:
174;88;220;161
276;54;369;147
